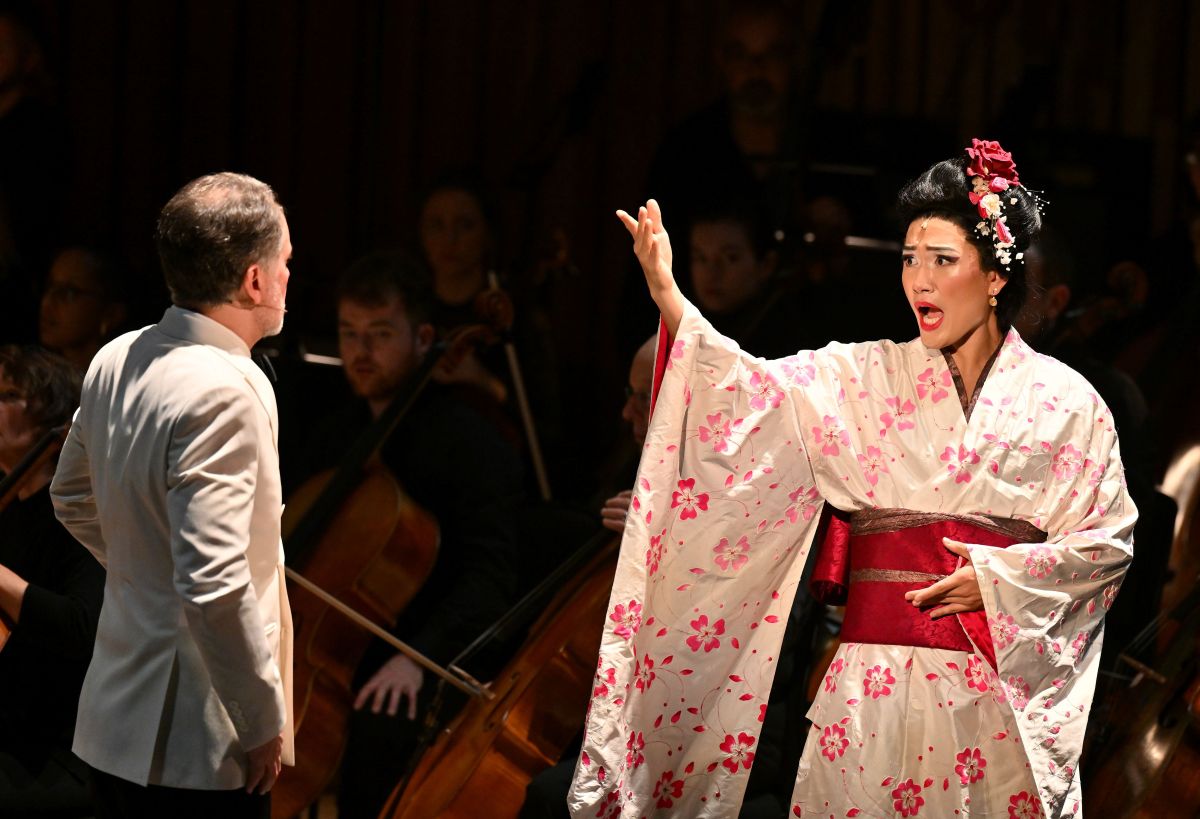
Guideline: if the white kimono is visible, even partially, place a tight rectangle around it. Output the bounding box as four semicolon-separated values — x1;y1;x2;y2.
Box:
568;300;1134;818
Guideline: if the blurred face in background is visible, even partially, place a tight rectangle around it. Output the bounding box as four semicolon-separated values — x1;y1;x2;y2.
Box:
419;188;491;298
717;9;794;117
690;220;776;315
39;249;127;366
621;337;657;446
0;366;35;472
338;295;433;408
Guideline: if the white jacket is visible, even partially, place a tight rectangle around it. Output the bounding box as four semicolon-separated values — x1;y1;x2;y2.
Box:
52;306;294;789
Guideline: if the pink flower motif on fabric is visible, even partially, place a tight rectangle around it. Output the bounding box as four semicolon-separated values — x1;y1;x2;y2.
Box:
610;600;643;640
863;665;896;699
858;445;889;486
813;415;850;456
625;731;646;770
653;770;685;809
824;657;846;693
1051;443;1085;481
1007;790;1045;819
665;340;684;370
686;615;726;653
720;731;757;773
916;367;951;403
819;723;849;761
989;612;1019;649
785;485;820;524
646;531;665;574
881;396;917;431
955;747;986;784
698;412;732;453
634;654;656;693
1070;631;1090;662
782;361;816;387
965;655;990;692
594;789;620;819
941;444;981;484
1103;582;1120;609
748;371;783;411
891;778;925;817
713;536;750;572
671;478;710;520
593;660;616;698
1005;675;1031;711
1023;546;1057;579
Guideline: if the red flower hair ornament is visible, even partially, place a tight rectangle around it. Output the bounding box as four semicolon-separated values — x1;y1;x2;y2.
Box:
963;138;1033;270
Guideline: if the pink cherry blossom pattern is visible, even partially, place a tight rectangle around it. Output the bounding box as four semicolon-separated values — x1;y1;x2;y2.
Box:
634;654;656;693
863;664;896;699
698;412;732;453
665;339;684;370
593;660;616;698
1023;546;1057;579
988;611;1019;650
819;723;849;761
785;485;820;524
941;444;981;484
671;478;710;520
891;778;925;817
964;655;990;693
955;747;986;784
713;536;751;572
748;371;783;411
1007;790;1044;819
858;445;889;486
653;770;685;809
610;600;643;640
916;367;952;403
1051;443;1084;481
595;789;620;819
720;732;757;773
1070;631;1090;662
686;615;725;653
625;731;646;770
812;415;851;456
782;361;816;387
824;657;846;693
1102;582;1120;609
881;396;917;431
1005;675;1031;711
646;531;665;574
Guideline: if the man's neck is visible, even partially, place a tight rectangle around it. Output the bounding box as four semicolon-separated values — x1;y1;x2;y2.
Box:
195;303;262;350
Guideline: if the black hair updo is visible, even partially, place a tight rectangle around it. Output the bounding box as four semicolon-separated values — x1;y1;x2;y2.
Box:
896;155;1042;330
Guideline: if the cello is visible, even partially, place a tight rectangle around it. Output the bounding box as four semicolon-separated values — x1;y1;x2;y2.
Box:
271;316;502;819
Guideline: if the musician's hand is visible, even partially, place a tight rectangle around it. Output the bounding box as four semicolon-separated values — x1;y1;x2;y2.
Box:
903;538;983;619
616;199;685;336
245;732;283;794
433;351;508;403
354;654;424;720
600;489;633;533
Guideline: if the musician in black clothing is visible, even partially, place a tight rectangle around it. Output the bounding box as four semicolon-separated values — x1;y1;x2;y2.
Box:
0;345;104;817
290;253;522;819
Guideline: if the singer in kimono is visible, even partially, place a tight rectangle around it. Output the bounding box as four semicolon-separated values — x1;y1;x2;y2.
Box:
569;141;1135;818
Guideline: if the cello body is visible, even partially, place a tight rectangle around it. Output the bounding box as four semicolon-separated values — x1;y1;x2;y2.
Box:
379;536;620;819
271;462;439;819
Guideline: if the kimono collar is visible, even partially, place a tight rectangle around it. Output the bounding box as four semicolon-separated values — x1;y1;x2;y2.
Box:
156;305;252;358
937;327;1027;422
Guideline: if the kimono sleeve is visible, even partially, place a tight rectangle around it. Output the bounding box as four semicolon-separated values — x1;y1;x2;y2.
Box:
569;301;845;819
964;395;1135;817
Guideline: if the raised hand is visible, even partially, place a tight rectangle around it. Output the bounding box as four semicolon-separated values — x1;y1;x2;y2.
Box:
616;199;685;336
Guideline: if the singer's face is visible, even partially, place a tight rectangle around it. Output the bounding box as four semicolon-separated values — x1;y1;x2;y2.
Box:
260;214;292;337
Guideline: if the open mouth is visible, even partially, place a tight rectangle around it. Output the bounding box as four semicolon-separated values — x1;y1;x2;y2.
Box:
915;302;944;331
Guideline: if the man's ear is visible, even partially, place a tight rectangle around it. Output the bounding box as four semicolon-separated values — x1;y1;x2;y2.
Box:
240;263;265;307
415;322;436;356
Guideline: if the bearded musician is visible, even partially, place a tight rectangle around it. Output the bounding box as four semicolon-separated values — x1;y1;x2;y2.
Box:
289;252;522;819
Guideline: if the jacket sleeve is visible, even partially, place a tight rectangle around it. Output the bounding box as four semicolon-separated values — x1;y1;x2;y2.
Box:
50;410;109;568
166;384;286;751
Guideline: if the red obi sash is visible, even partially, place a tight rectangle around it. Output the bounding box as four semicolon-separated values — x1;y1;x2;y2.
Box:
810;508;1047;669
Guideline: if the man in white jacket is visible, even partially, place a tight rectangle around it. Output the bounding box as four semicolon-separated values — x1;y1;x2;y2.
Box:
51;172;294;818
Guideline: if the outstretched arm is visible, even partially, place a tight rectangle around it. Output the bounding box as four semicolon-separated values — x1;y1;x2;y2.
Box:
616;199;686;336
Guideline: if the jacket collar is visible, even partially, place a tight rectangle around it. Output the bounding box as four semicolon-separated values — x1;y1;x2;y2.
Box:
157;306;251;357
